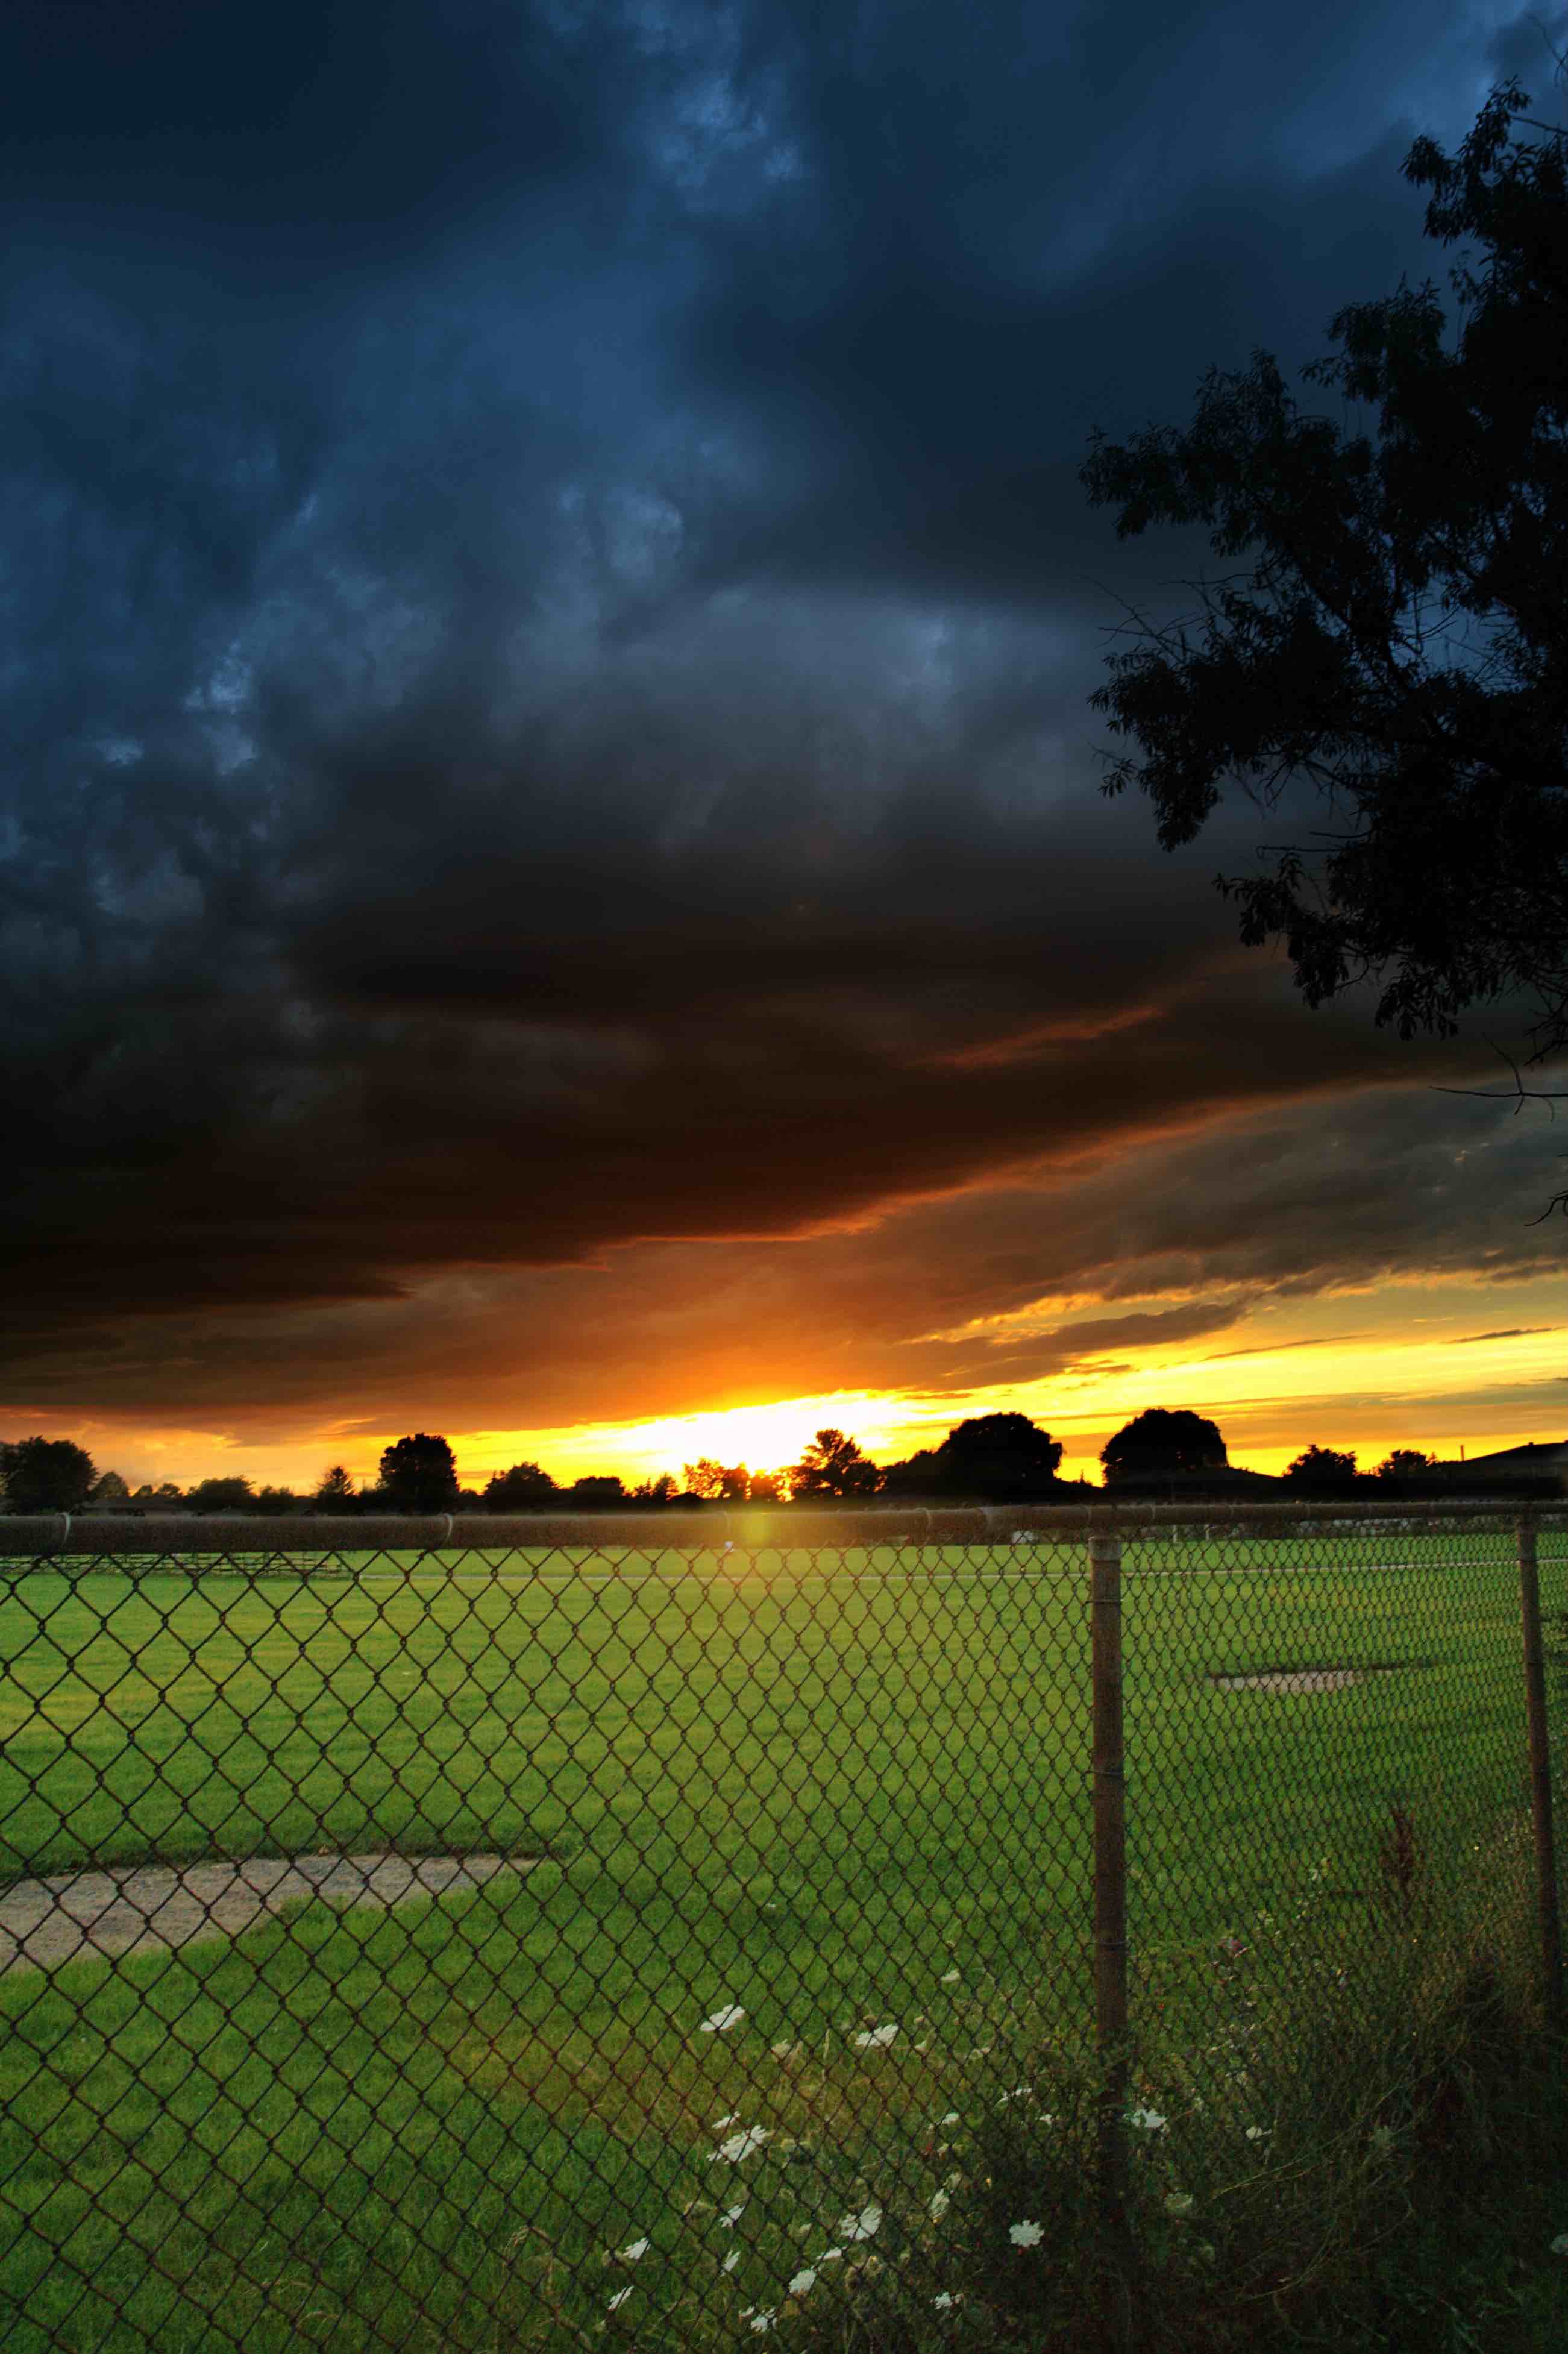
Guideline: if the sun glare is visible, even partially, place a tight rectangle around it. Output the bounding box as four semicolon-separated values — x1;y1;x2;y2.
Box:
468;1393;913;1490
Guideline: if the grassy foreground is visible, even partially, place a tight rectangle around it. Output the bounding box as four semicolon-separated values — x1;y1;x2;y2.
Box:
1;1529;1563;2349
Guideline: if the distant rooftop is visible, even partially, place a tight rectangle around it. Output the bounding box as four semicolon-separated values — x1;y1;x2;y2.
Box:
1434;1438;1568;1474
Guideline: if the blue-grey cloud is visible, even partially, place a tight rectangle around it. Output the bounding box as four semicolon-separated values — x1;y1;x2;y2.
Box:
2;0;1563;1422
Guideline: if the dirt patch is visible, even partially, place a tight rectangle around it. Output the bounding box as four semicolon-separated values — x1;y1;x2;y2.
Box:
1211;1663;1403;1694
0;1850;541;1974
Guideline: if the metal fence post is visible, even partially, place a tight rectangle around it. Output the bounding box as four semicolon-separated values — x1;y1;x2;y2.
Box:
1091;1526;1133;2346
1517;1511;1564;2036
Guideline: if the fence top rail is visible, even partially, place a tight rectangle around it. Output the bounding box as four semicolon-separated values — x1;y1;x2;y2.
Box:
0;1493;1562;1560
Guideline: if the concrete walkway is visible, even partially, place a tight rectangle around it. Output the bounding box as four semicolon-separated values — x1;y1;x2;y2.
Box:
0;1850;538;1973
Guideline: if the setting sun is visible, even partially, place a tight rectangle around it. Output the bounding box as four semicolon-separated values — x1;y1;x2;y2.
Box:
463;1392;915;1490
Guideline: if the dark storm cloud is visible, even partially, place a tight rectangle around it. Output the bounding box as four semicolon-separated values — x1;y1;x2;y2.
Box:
3;0;1562;1423
14;1071;1563;1434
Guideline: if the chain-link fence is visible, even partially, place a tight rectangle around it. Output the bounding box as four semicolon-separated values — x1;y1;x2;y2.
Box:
1;1499;1563;2352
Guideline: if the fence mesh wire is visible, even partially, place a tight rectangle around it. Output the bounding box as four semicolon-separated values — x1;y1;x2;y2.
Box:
1;1505;1562;2352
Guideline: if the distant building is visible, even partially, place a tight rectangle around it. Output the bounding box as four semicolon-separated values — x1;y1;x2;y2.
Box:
1427;1439;1568;1491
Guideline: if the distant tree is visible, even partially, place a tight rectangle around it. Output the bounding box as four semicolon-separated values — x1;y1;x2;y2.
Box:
789;1428;882;1500
313;1465;358;1513
152;1481;184;1502
1101;1409;1228;1486
1375;1448;1437;1480
879;1448;943;1496
1283;1444;1360;1489
483;1461;557;1511
629;1473;679;1506
2;1437;99;1512
378;1434;459;1513
747;1469;786;1505
929;1413;1065;1498
682;1458;727;1500
254;1485;301;1513
715;1463;751;1502
1079;80;1568;1064
187;1475;256;1512
89;1469;130;1503
568;1475;625;1508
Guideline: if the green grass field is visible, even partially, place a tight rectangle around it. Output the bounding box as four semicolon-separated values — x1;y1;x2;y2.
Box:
1;1529;1563;2350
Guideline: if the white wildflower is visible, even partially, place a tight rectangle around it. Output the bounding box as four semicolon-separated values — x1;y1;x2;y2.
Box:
837;2206;883;2242
1127;2107;1167;2133
1245;2126;1270;2143
749;2312;775;2335
1009;2218;1044;2248
1164;2193;1195;2217
941;2112;960;2126
713;2127;773;2164
933;2291;956;2309
1551;2233;1568;2256
723;2250;741;2274
607;2287;632;2312
940;1970;961;1984
853;2023;898;2050
616;2239;649;2263
771;2041;802;2059
788;2268;817;2296
700;2006;746;2035
929;2188;951;2220
713;2114;739;2130
720;2203;745;2228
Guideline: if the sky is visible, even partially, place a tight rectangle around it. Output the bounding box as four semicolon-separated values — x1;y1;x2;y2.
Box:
2;0;1564;1495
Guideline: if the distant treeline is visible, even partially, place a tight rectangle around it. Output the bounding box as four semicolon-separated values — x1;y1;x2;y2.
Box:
1;1409;1558;1514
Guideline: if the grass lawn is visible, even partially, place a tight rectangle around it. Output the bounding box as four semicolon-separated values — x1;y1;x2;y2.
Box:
1;1527;1563;2350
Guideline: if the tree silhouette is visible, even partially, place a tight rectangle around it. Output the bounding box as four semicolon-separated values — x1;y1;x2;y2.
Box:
1283;1443;1359;1489
187;1476;256;1512
1101;1409;1228;1486
682;1458;727;1500
568;1475;624;1508
879;1448;939;1496
2;1436;98;1512
378;1434;459;1513
89;1470;130;1502
483;1461;557;1511
928;1413;1064;1497
1375;1448;1437;1478
314;1464;358;1513
1081;79;1568;1059
789;1428;882;1499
